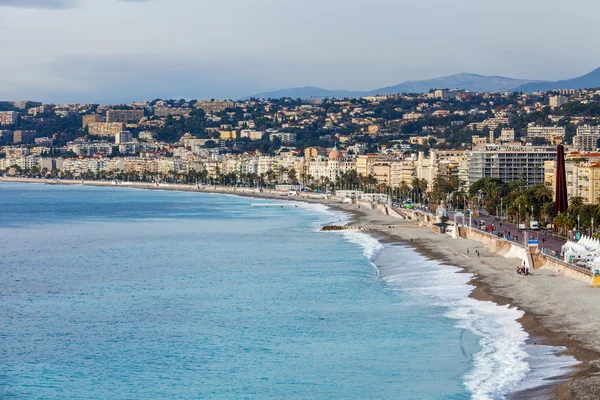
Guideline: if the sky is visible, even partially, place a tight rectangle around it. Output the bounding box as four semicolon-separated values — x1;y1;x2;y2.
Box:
1;0;600;103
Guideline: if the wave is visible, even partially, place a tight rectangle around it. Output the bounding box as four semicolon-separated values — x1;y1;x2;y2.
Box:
340;230;384;263
371;244;577;400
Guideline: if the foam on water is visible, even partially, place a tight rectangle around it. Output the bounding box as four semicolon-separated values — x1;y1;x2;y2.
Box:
343;233;578;400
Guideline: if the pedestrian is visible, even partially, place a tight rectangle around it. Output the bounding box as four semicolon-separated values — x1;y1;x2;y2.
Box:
467;248;469;254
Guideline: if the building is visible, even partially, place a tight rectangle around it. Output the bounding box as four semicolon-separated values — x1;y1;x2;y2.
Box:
34;137;53;147
115;131;133;144
82;114;103;128
434;89;450;100
154;108;192;117
88;122;127;137
106;109;144;123
390;160;416;188
307;146;355;181
546;160;600;204
0;111;17;126
13;130;36;144
573;125;600;151
468;145;556;187
549;95;568;108
67;141;113;156
527;126;566;141
219;131;236;140
195;100;234;113
304;147;328;160
499;128;515;142
138;131;156;141
269;132;296;145
240;130;264;140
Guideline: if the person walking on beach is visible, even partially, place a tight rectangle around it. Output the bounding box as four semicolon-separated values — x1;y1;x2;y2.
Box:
467;248;469;254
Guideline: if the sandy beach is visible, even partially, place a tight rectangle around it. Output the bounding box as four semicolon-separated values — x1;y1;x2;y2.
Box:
3;177;600;398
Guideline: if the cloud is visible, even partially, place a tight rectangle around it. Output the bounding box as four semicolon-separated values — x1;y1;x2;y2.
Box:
0;0;77;8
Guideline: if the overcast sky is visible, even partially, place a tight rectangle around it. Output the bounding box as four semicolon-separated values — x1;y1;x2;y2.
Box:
1;0;599;103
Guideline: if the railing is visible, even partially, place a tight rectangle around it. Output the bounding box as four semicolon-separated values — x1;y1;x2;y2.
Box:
537;252;593;276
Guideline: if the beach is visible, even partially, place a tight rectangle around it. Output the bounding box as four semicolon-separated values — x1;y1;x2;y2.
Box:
3;177;600;398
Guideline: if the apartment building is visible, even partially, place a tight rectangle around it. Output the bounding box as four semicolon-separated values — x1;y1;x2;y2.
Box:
0;111;17;126
195;100;234;113
390;160;416;188
499;128;515;142
13;130;36;144
106;109;144;123
67;141;113;156
549;95;568;108
573;125;600;151
154;108;192;117
468;145;556;187
88;122;127;137
115;131;133;145
82;114;103;128
269;132;296;145
527;126;566;141
240;130;264;140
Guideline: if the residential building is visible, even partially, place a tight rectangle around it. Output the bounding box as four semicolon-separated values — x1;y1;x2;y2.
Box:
34;137;53;147
13;130;36;144
0;111;17;126
468;145;556;187
527;126;566;141
573;125;600;151
390;160;416;188
82;114;102;128
88;122;127;137
499;128;515;142
240;130;264;140
154;108;192;117
219;131;236;140
106;109;144;123
269;132;296;145
549;95;568;108
195;100;234;113
115;131;133;144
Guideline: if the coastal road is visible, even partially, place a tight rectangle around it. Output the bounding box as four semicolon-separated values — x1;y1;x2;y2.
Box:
447;211;567;256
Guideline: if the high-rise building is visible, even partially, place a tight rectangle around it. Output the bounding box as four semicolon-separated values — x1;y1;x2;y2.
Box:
88;122;127;137
195;100;234;113
13;130;36;144
115;131;133;144
0;111;17;126
549;95;568;108
82;114;103;128
468;145;556;188
106;109;144;123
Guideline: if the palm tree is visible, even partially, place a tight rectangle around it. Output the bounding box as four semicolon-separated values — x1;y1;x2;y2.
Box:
569;196;585;211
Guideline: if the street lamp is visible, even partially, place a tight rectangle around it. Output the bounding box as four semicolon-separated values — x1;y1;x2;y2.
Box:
578;215;580;232
592;218;595;237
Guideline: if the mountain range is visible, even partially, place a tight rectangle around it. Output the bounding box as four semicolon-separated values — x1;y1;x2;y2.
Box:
244;68;600;99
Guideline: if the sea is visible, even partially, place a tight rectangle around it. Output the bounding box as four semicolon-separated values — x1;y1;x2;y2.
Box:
0;183;579;399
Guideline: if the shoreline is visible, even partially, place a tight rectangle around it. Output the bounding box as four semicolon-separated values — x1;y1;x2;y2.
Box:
3;177;600;398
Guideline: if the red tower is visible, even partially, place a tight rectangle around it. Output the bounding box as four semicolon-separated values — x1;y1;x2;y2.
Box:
555;145;568;215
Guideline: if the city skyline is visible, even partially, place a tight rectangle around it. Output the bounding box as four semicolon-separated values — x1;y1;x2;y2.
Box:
2;0;600;103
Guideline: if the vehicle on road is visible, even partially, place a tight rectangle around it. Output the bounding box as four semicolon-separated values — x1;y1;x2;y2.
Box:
518;223;526;230
530;220;539;230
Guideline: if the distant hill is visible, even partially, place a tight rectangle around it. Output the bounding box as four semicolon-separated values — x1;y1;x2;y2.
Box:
368;73;542;96
515;67;600;93
244;73;544;100
244;86;366;100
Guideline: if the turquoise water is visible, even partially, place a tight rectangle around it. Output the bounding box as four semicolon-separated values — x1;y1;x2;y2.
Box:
0;183;576;399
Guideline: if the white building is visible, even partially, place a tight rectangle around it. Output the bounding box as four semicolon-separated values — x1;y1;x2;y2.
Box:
549;95;568;108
